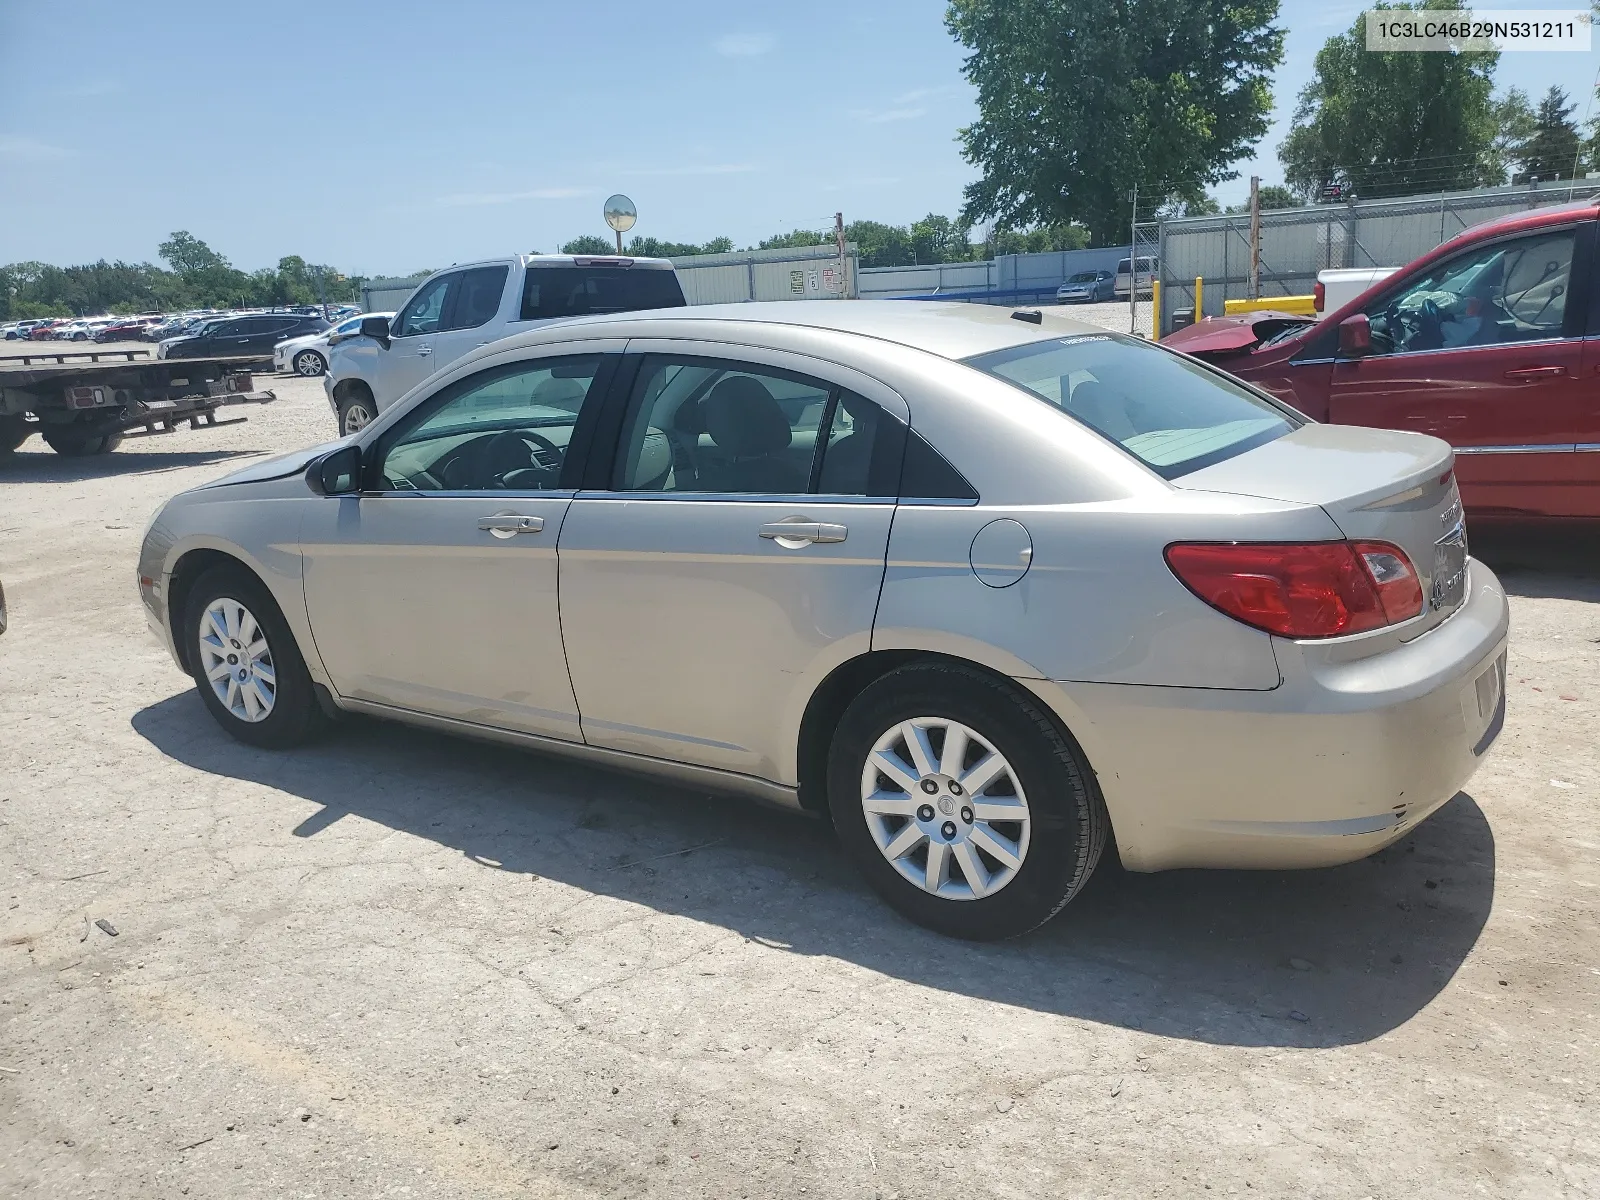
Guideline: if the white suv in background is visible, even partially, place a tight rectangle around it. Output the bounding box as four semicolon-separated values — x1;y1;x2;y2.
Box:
324;254;685;434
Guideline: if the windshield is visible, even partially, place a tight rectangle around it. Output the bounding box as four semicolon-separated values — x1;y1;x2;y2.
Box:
964;333;1299;479
1066;272;1097;283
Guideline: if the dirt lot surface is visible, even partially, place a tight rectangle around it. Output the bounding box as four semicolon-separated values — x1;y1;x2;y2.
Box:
2;360;1598;1199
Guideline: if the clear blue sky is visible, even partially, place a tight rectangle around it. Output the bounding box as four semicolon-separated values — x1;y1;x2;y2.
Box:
2;0;1596;275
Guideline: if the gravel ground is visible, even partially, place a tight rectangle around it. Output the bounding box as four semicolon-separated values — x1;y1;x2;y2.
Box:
2;353;1598;1198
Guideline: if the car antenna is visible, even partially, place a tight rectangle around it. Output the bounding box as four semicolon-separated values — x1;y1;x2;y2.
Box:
1011;309;1043;324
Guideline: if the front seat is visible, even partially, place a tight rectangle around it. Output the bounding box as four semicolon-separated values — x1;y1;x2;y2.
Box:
698;376;807;493
1064;379;1139;442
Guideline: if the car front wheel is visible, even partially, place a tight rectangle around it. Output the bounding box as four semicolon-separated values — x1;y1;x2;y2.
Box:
337;389;376;435
184;565;324;748
828;661;1108;940
294;349;327;376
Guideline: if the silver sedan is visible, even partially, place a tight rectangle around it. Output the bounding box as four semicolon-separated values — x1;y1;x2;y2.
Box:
137;302;1508;939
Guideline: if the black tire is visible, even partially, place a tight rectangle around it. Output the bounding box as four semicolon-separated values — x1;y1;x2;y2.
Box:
183;564;326;749
0;415;29;454
336;386;376;436
41;426;122;456
294;349;327;377
827;662;1108;941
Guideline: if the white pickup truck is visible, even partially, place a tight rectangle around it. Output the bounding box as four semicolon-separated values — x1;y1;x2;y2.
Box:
1315;267;1399;316
325;254;685;434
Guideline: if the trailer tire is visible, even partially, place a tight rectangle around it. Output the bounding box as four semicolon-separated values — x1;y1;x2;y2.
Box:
42;428;122;457
0;415;30;454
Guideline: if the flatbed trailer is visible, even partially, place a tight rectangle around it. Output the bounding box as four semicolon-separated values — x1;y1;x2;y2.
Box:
0;349;276;457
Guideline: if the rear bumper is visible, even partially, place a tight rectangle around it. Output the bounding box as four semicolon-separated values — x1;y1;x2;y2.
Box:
1025;559;1509;872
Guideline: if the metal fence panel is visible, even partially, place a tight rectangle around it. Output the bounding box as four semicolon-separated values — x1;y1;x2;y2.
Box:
670;244;858;303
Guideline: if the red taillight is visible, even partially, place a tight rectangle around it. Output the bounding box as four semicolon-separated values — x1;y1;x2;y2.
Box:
1313;281;1326;312
1165;541;1423;639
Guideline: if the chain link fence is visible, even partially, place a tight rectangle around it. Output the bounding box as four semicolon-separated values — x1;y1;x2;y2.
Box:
1155;181;1600;335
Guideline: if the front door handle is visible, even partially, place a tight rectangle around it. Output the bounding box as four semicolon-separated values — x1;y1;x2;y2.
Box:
758;520;847;545
416;345;433;357
477;514;544;539
1504;366;1566;380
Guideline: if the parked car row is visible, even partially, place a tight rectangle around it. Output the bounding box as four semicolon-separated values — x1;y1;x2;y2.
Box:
157;311;334;361
3;304;360;345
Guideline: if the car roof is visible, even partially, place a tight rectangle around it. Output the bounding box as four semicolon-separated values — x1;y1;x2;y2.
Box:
512;299;1096;361
1442;195;1599;248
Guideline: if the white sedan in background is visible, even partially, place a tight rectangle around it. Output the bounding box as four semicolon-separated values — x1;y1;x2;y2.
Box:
274;312;393;377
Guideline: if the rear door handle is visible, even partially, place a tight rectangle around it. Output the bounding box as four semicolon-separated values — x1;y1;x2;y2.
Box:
416;345;433;357
1504;366;1566;380
477;514;544;538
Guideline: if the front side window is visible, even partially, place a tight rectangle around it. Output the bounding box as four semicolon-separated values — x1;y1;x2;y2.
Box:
966;333;1299;479
1364;228;1576;356
376;355;602;492
519;266;686;321
444;265;510;331
612;356;879;495
392;273;455;338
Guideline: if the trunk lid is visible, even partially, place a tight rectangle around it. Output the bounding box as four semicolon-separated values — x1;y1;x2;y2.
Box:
1175;423;1466;637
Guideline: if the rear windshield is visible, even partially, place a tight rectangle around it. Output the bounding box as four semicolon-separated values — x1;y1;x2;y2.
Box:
519;267;686;321
964;333;1299;479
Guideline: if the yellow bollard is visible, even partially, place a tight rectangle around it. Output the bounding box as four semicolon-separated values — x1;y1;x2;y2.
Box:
1151;279;1161;340
1195;276;1204;322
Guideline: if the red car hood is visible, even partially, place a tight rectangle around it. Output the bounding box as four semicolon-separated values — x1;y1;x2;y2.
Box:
1162;312;1313;356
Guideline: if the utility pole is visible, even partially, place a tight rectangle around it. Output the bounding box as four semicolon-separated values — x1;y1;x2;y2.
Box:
1128;183;1138;334
834;212;847;299
1248;175;1261;301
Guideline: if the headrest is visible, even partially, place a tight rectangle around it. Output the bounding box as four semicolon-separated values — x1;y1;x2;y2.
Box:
703;376;791;457
531;377;587;409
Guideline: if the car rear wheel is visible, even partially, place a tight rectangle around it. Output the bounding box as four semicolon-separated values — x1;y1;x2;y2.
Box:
184;565;325;749
337;389;376;435
827;661;1108;940
0;415;30;454
294;349;327;377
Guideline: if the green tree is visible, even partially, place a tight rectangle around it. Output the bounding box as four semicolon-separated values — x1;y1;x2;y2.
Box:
559;235;615;255
1222;183;1300;214
947;0;1284;246
842;221;914;267
1279;0;1500;200
909;213;976;263
1488;87;1537;184
757;229;828;250
1515;86;1583;182
988;224;1090;254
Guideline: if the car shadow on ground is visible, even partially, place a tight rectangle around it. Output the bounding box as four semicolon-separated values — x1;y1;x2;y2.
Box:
0;448;261;482
133;691;1495;1050
1472;525;1600;594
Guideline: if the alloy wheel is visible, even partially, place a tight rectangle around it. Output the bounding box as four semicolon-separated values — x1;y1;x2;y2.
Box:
342;402;373;434
295;351;324;376
197;597;276;723
859;717;1031;900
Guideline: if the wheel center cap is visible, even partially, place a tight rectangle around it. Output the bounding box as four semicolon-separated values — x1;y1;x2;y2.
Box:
937;796;955;815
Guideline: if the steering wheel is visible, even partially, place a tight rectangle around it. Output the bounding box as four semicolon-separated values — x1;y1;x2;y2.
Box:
519;430;563;470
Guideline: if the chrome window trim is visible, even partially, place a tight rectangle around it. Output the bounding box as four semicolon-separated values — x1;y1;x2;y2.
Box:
1335;333;1573;365
1452;443;1577;455
573;490;895;505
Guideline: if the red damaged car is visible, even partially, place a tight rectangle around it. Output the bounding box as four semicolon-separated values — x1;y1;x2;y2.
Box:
1164;198;1600;522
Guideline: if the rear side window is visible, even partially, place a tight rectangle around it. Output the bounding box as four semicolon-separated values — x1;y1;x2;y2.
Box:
445;265;510;331
519;267;686;321
965;333;1299;480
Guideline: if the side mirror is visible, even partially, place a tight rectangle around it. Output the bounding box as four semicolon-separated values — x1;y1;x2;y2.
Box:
1338;313;1371;358
359;315;391;347
306;444;363;496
